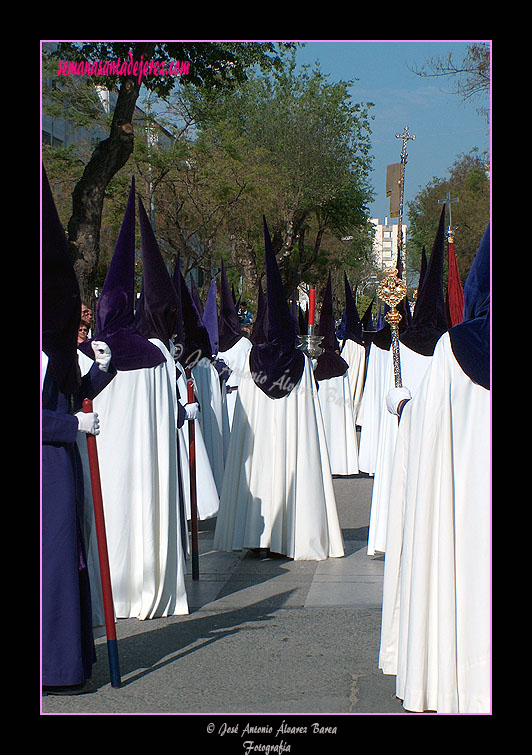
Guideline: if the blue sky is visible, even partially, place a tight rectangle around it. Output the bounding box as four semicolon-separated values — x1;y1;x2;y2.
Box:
291;40;490;223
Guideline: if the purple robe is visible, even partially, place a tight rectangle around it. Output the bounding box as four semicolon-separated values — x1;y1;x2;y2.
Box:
42;360;115;687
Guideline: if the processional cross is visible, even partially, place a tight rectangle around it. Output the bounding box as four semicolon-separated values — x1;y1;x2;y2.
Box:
376;126;416;390
395;126;416;268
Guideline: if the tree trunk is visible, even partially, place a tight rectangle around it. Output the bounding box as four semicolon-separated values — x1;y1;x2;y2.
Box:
229;234;259;295
67;43;157;301
282;221;326;296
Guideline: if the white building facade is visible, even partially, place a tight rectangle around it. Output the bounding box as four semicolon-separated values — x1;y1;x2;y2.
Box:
370;218;407;271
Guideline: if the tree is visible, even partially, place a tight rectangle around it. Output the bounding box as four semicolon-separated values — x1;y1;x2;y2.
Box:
43;41;295;300
409;42;490;124
406;150;490;286
182;52;375;300
123;89;275;299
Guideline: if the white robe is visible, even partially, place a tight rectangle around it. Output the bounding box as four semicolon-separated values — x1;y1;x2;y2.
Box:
340;338;366;424
357;344;392;476
191;357;225;496
214;354;344;561
317;371;359;476
218;336;252;429
379;332;491;713
175;360;220;521
88;338;189;620
366;342;433;555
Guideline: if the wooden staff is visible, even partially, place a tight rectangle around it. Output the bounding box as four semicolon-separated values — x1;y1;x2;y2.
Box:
185;370;200;580
82;398;121;688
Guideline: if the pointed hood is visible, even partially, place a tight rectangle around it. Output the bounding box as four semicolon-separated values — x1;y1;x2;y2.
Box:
419;245;428;291
360;296;375;355
218;260;242;352
462;225;490;323
335;280;348;342
336;308;347;341
78;178;165;370
400;206;448;356
249;217;304;398
364;307;391;350
96;178;137;333
250;278;267;346
290;291;300;334
134;196;179;347
314;272;349;381
341;273;363;345
361;296;375;332
298;301;308;335
41;165;82;395
189;275;204;318
178;269;213;367
295;303;305;336
449;223;490;389
171;255;186;349
202;276;219;356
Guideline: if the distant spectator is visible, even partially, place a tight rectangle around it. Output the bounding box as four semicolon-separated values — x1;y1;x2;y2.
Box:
77;322;89;344
237;300;252;332
81;302;93;329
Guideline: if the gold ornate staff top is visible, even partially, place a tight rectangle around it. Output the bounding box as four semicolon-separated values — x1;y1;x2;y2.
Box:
377;267;408;387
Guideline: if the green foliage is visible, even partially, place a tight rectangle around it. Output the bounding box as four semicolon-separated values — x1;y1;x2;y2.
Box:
178;50;375;294
45;42;489;314
406;150;490;286
43;41;296;298
42;49;111;135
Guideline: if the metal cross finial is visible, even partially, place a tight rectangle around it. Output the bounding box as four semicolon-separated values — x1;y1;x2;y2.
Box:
396;126;416;164
438;191;459;239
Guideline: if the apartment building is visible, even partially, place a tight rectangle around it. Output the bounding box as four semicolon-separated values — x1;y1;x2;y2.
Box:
370;217;407;271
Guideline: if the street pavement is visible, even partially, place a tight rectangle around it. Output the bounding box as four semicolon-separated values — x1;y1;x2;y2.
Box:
41;468;407;727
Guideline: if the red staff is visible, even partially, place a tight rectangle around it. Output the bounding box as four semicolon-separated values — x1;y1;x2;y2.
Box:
82;398;121;688
185;370;200;580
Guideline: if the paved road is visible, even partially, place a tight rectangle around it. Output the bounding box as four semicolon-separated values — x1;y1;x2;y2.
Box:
42;471;406;726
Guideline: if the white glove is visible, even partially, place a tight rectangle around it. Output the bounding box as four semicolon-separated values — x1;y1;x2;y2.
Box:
91;341;112;371
75;410;100;435
184;402;199;421
386;387;411;416
311;358;318;370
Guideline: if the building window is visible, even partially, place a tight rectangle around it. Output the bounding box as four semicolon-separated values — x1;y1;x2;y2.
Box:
42;131;63;147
